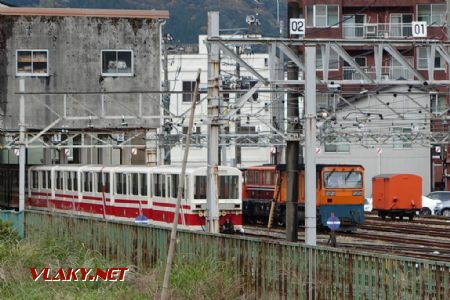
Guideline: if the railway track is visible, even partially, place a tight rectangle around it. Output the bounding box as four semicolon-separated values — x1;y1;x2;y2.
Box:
244;220;450;262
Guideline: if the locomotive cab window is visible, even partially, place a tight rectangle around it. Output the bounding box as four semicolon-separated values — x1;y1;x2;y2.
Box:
324;171;362;189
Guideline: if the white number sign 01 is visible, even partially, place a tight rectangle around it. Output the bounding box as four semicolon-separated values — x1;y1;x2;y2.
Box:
412;21;427;38
289;18;305;36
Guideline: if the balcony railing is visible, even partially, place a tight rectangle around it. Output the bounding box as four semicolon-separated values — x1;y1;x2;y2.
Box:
343;23;413;39
343;66;414;81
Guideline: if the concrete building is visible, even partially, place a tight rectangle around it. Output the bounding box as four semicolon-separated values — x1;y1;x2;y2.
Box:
0;7;169;165
298;0;448;195
166;35;274;167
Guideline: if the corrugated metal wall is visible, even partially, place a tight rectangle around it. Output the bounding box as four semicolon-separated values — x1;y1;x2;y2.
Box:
24;211;450;299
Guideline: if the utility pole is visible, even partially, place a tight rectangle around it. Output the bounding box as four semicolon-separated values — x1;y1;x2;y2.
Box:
162;34;171;165
18;79;26;213
206;11;220;233
235;45;242;166
285;0;301;242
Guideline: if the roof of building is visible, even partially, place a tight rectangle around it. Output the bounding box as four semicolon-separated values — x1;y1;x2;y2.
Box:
0;7;169;19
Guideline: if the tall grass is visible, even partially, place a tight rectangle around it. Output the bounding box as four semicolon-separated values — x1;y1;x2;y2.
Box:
0;221;244;299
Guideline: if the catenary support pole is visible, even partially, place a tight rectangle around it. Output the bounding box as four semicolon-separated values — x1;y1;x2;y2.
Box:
206;11;220;233
286;0;300;242
305;45;317;300
304;46;317;245
19;79;26;213
161;69;201;300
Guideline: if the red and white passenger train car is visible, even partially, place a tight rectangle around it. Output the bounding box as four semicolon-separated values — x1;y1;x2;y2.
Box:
27;165;243;232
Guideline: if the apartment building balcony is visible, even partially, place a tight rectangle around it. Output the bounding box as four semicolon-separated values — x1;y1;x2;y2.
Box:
343;66;414;81
343;23;413;39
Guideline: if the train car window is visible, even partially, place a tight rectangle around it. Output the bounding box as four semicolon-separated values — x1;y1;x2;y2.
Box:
66;171;72;191
41;171;46;189
115;173;126;195
83;172;92;192
171;175;179;198
140;174;147;196
161;175;166;197
264;171;272;185
73;172;78;191
47;171;52;189
56;171;62;190
218;176;239;199
153;174;166;197
153;174;160;197
194;176;207;199
104;173;110;193
131;173;138;196
32;171;38;189
97;172;102;193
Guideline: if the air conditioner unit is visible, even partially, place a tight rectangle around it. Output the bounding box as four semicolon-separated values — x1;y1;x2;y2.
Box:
365;24;377;37
379;32;389;39
365;24;377;35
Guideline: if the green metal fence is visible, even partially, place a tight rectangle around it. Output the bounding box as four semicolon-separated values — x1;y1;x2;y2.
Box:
23;211;450;299
0;209;24;238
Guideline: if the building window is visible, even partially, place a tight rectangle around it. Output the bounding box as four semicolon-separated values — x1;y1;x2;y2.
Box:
306;5;339;28
316;48;339;70
182;81;200;102
324;137;350;153
343;57;367;80
393;127;412;149
343;14;366;38
430;94;447;114
417;4;446;26
389;14;412;37
417;48;445;70
16;50;48;76
101;50;133;76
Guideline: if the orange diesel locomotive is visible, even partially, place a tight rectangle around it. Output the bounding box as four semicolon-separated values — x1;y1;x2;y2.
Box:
243;164;365;231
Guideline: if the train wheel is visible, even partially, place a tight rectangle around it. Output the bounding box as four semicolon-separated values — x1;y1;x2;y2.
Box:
442;209;450;217
408;214;414;221
379;212;386;220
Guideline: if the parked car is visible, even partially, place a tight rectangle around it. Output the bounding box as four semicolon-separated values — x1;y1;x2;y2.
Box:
420;195;441;215
364;198;373;212
428;191;450;217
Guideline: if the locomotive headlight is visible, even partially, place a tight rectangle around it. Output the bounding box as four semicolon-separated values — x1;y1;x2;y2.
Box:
352;191;363;196
198;211;204;217
221;211;227;216
325;191;336;196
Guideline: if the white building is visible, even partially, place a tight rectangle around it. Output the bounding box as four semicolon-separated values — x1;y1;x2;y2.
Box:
165;35;274;168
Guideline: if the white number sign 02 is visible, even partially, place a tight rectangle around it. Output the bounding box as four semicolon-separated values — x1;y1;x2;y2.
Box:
290;18;305;36
412;21;427;38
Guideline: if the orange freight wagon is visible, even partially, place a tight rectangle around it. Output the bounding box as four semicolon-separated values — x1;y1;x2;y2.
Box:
372;174;422;220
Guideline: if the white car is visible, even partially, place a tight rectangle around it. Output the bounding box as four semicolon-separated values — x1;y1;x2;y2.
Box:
364;198;373;212
420;195;442;215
